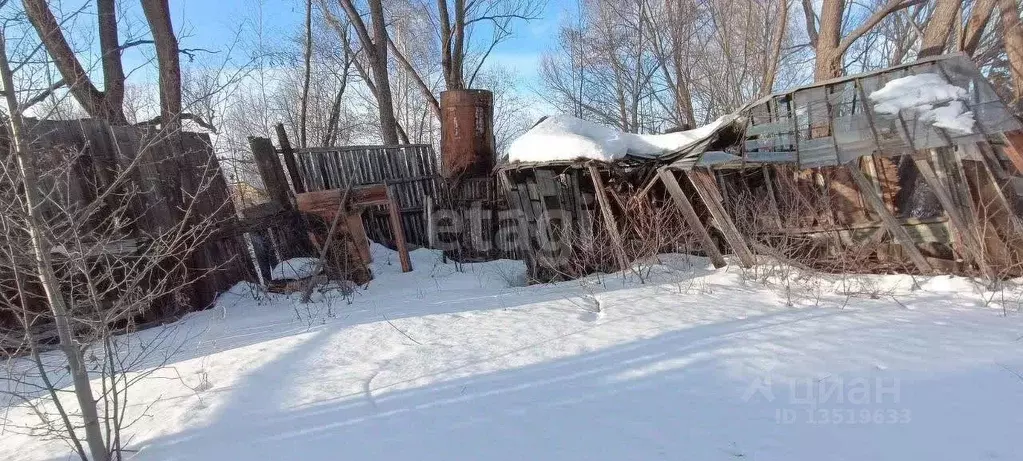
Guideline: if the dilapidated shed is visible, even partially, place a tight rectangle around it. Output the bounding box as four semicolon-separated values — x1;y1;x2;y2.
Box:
499;54;1023;281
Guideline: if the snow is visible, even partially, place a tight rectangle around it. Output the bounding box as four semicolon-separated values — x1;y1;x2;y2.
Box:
270;257;323;281
4;245;1023;460
869;73;976;134
507;115;737;163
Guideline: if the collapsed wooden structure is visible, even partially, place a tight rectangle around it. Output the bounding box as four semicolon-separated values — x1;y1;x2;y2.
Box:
0;120;265;349
498;54;1023;280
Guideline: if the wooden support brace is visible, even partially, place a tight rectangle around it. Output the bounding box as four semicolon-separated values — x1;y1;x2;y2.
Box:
657;169;727;268
249;136;295;210
274;123;306;194
686;168;756;268
846;163;932;273
911;151;993;278
588;165;630;271
761;166;783;229
1000;131;1023;175
386;184;413;272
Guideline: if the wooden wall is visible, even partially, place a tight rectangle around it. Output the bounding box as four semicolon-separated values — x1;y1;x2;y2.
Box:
1;119;258;349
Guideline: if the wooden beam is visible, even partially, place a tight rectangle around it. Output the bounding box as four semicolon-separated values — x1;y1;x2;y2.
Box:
386;184;413;272
249;136;314;259
657;169;727;268
274;123;306;193
911;151;994;278
999;131;1023;175
588;164;629;271
686;168;756;268
346;211;372;264
761;166;783;229
249;136;295;210
846;163;933;273
295;184;390;216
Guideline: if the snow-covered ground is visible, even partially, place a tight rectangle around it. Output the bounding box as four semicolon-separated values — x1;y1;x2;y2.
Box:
3;243;1023;460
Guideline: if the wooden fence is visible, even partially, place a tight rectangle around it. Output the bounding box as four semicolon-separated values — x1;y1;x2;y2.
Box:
285;142;438;247
275;131;527;262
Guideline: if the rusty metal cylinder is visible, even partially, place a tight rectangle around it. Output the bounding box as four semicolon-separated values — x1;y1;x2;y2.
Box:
440;89;496;178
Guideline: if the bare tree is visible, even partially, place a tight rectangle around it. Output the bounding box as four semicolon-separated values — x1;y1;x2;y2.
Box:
962;0;997;56
0;21;110;460
997;0;1023;105
21;0;128;123
808;0;923;80
300;0;314;148
140;0;183;132
334;0;401;144
919;0;964;57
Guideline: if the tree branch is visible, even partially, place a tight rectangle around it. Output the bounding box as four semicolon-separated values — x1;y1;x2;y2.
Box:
837;0;927;56
386;37;440;119
800;0;818;48
135;112;217;133
18;78;64;114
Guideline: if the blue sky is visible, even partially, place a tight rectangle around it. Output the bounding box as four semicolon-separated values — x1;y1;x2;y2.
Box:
158;0;572;88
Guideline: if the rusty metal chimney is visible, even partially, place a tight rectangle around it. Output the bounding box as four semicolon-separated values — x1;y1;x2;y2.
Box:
440;89;495;179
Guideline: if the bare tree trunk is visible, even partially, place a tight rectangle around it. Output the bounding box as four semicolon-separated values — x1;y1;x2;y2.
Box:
97;0;128;124
451;0;466;90
812;0;923;80
998;0;1023;104
22;0;107;118
323;57;351;147
140;0;182;132
300;0;313;148
814;0;845;79
0;30;109;461
962;0;996;56
338;0;400;144
762;0;788;95
388;37;441;118
438;0;466;90
919;0;964;57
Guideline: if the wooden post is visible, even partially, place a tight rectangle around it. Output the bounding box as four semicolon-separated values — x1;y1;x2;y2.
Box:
846;163;932;273
686;168;756;268
761;166;783;229
250;136;294;210
588;164;629;271
386;184;413;272
346;211;372;263
911;151;994;278
249;136;313;259
658;169;727;268
998;131;1023;175
274;123;306;193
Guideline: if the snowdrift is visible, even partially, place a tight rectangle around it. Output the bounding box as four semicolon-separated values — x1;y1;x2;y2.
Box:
507;114;738;163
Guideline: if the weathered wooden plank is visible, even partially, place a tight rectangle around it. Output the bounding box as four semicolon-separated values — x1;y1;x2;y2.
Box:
295;184;390;217
846;163;933;273
912;151;993;278
588;165;629;270
250;136;295;210
1000;131;1023;175
687;168;756;267
386;185;413;272
275;123;306;193
658;169;727;268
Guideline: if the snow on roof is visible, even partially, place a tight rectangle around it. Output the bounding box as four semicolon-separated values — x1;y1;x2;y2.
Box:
507;114;738;163
868;73;975;134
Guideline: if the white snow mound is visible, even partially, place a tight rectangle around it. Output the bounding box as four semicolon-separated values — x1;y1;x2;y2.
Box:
507;114;736;163
270;257;322;281
868;73;975;134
